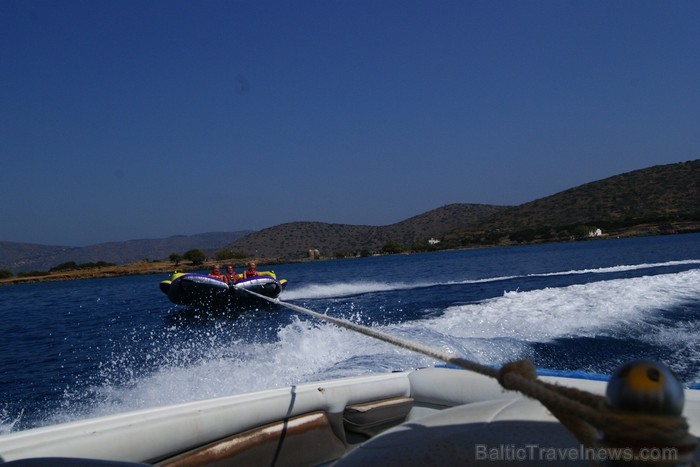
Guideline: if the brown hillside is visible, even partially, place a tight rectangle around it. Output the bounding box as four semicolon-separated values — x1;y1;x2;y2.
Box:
3;160;697;277
227;204;509;259
436;159;699;248
470;160;699;234
230;160;699;258
0;232;253;273
381;204;509;244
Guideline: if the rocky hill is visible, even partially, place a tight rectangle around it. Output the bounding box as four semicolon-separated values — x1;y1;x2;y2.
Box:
443;159;699;244
2;159;698;273
227;204;509;259
227;160;699;258
0;231;252;273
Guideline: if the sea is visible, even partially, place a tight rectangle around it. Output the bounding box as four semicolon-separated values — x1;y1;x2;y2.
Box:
1;233;699;435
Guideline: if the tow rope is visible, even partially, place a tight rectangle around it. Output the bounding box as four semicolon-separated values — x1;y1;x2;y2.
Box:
235;286;698;464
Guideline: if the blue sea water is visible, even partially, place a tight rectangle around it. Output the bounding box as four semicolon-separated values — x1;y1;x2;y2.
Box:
1;233;699;435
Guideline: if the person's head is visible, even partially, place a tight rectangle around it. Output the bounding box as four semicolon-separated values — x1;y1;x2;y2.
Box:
226;265;234;273
212;265;221;273
248;262;256;270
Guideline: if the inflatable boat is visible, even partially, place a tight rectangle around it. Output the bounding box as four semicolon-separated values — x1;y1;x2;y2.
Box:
159;271;287;309
0;362;698;465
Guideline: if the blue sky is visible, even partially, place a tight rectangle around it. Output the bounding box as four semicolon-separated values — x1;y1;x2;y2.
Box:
1;1;698;246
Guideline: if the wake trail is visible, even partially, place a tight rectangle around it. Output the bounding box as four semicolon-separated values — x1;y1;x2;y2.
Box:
284;259;700;300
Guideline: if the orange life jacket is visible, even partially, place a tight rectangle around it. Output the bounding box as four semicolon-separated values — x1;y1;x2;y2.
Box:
209;272;223;280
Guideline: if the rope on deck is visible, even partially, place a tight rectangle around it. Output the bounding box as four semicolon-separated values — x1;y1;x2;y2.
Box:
235;286;698;463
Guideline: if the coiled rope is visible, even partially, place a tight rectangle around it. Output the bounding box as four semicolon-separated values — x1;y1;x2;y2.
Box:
235;286;697;462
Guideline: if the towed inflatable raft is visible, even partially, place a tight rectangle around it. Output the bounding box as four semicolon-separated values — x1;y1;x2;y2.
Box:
159;271;287;309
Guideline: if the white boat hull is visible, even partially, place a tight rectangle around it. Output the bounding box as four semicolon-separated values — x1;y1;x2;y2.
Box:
0;368;698;465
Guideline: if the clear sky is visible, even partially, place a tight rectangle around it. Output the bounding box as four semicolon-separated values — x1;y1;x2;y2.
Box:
1;1;698;246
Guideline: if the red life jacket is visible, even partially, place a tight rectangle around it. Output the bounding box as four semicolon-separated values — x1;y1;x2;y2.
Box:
224;273;237;284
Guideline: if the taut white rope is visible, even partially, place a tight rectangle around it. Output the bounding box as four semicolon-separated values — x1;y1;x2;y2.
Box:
233;284;697;460
233;285;498;377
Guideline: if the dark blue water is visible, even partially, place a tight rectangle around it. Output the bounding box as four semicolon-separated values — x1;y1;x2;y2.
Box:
1;233;699;434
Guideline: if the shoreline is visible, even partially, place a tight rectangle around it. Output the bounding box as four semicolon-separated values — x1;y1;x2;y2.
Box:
0;258;291;285
2;226;698;286
0;260;182;285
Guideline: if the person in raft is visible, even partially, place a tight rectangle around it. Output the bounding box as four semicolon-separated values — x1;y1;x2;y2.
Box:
208;265;223;281
223;265;238;285
243;262;258;279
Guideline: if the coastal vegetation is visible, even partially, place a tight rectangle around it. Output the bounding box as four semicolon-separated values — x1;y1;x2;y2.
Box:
1;159;698;283
214;248;248;261
182;249;206;265
226;160;698;259
49;261;116;272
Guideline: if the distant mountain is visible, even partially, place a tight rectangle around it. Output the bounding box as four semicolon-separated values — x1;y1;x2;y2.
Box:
227;160;699;259
445;159;700;242
226;204;511;259
0;232;252;273
3;160;698;272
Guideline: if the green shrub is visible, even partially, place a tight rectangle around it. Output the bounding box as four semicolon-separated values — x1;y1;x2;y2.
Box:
215;248;248;261
169;253;183;266
17;270;50;278
50;261;114;272
183;249;206;265
50;261;78;272
381;240;403;255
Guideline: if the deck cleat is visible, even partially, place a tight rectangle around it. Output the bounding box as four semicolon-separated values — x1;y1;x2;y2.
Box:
606;359;684;416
